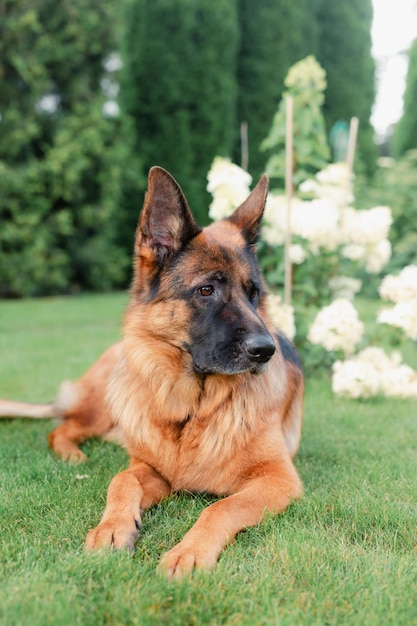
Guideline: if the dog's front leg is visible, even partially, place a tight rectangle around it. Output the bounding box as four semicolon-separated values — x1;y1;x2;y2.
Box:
85;461;171;550
159;459;302;579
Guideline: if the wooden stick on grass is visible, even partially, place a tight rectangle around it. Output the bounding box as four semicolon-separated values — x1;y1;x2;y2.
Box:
284;95;293;307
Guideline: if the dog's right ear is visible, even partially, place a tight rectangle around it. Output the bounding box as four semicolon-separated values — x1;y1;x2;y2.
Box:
133;167;201;287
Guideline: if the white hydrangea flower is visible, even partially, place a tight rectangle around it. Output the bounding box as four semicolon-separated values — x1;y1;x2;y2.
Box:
316;162;351;187
265;294;296;340
285;55;327;103
363;239;392;274
340;206;392;246
300;163;353;208
329;276;362;301
207;157;252;221
341;243;366;261
289;243;307;265
352;347;402;370
307;298;364;356
332;347;417;399
263;195;341;253
377;266;417;340
208;196;235;222
262;193;289;246
298;179;318;195
379;365;417;398
379;265;417;303
332;359;380;399
341;239;391;274
378;301;417;341
292;198;340;253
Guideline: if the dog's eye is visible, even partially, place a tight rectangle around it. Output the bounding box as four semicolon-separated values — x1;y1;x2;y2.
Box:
249;286;259;302
198;285;214;297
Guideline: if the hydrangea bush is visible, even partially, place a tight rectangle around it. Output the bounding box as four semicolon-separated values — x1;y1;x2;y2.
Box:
208;157;392;306
307;298;365;356
332;348;417;399
206;157;417;399
377;265;417;341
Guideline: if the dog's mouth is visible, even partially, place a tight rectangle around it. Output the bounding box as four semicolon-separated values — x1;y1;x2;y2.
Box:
192;358;269;377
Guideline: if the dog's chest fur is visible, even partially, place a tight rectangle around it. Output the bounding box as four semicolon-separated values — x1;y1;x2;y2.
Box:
108;350;287;495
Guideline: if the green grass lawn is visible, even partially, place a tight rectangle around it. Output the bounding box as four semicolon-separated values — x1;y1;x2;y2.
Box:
0;294;416;626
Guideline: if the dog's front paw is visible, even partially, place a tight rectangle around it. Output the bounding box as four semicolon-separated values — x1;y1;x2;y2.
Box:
85;517;141;551
61;448;88;464
158;539;218;580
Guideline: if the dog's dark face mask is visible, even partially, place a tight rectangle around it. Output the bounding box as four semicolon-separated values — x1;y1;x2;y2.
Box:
176;242;275;376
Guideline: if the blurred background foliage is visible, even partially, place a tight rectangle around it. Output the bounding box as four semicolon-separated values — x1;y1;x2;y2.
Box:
356;150;417;273
0;0;416;296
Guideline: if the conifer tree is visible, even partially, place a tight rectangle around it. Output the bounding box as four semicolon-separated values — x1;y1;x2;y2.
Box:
314;0;376;172
393;39;417;157
235;0;319;178
121;0;239;221
0;0;128;296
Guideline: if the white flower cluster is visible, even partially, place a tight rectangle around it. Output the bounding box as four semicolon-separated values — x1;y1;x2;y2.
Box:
340;206;392;274
263;194;341;252
264;165;392;273
207;157;252;221
265;294;296;340
294;198;341;253
307;298;365;356
329;276;362;301
332;347;417;399
300;162;352;208
207;158;392;275
262;193;288;246
289;243;307;265
285;55;327;105
377;265;417;340
379;264;417;303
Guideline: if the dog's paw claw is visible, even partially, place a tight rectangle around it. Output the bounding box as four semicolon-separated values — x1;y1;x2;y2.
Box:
63;449;88;464
159;550;195;580
84;518;140;551
158;542;216;580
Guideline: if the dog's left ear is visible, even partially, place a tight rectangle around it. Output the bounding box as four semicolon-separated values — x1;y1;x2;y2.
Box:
228;174;269;245
135;167;201;268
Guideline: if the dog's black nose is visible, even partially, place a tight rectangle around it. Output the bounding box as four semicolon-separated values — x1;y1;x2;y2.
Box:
244;334;275;363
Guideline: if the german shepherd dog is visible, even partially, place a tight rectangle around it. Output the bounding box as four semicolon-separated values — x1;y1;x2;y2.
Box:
0;167;304;578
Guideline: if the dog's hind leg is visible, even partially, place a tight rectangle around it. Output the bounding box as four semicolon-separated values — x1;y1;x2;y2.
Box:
46;379;116;463
47;415;113;464
0;342;122;462
46;344;123;462
47;418;90;463
0;395;90;462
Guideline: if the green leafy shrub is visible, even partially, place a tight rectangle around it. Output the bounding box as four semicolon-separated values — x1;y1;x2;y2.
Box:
0;0;131;297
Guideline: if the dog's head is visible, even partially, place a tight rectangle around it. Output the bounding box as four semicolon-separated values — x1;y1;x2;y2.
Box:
130;166;275;376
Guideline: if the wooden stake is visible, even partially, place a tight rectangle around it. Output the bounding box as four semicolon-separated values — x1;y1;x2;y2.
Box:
345;116;359;207
284;95;293;306
346;116;359;176
240;121;249;171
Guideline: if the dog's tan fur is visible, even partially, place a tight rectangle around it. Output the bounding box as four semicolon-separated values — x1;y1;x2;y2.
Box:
0;167;303;578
